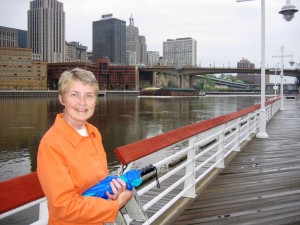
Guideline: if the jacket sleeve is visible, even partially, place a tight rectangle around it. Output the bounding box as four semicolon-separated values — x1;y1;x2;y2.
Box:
37;138;120;224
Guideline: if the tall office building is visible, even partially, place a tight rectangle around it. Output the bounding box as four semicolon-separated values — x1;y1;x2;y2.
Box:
17;29;28;48
138;35;147;65
163;37;197;68
147;51;160;67
65;41;88;62
126;15;139;65
93;14;126;64
27;0;65;63
237;58;255;70
236;58;264;85
126;15;147;65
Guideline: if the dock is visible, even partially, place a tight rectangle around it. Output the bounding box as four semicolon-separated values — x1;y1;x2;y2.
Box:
172;98;300;224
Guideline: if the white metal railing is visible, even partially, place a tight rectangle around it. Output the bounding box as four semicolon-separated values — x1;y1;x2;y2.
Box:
0;99;281;225
116;101;280;225
0;197;48;223
122;99;280;225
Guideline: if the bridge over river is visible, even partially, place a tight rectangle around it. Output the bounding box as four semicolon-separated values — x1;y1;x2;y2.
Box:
139;67;300;89
140;67;300;77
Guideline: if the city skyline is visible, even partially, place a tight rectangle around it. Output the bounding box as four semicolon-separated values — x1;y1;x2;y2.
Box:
0;0;299;70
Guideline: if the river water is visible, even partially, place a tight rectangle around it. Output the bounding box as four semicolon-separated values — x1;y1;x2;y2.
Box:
0;95;261;182
1;95;263;224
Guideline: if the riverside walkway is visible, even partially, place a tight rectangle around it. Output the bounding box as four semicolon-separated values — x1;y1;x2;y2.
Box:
172;97;300;225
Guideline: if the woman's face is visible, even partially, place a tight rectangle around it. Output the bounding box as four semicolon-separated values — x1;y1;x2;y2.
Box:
59;80;96;130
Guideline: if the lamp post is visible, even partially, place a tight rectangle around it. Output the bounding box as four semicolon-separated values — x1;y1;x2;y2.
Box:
272;46;293;110
237;0;298;138
270;64;280;98
237;0;268;138
257;0;268;138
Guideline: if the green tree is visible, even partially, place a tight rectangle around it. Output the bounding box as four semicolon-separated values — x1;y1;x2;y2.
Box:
225;74;237;82
195;75;215;91
220;74;226;80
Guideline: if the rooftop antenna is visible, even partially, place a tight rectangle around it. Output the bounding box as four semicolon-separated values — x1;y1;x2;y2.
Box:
129;14;134;26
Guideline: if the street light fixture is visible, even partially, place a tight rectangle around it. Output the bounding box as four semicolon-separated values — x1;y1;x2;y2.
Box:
289;58;300;68
272;46;293;110
279;0;299;21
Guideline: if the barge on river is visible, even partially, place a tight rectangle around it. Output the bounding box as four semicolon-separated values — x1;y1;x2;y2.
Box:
140;87;203;96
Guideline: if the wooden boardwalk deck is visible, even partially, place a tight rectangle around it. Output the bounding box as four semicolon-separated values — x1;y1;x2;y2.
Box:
173;97;300;225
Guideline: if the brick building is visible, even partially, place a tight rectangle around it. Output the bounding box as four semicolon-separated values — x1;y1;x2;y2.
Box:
108;66;138;90
47;60;138;90
0;47;47;90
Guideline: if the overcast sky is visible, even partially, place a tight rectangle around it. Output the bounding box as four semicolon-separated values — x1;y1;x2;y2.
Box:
0;0;299;72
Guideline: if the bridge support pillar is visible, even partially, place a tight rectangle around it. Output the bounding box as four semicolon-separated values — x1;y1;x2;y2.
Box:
152;72;156;87
189;75;195;89
178;74;183;88
135;67;140;90
178;74;190;88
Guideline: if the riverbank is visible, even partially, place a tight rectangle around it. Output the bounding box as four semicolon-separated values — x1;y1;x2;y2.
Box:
1;90;295;98
0;90;140;98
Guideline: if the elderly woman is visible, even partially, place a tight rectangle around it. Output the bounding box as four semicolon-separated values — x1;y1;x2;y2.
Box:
37;68;133;225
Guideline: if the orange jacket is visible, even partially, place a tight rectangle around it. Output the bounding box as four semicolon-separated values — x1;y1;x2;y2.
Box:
37;114;119;225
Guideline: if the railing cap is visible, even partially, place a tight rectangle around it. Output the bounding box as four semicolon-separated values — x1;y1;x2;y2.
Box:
114;103;265;165
0;172;44;214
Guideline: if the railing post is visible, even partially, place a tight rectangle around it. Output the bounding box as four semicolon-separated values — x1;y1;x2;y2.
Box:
270;102;274;118
182;136;196;198
250;112;255;134
39;199;48;221
234;118;241;152
274;100;278;113
216;124;225;168
255;111;260;131
265;104;270;121
119;189;148;223
30;198;48;225
277;99;281;112
245;114;252;141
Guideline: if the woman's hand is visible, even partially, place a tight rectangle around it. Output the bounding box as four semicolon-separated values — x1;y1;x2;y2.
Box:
106;178;133;209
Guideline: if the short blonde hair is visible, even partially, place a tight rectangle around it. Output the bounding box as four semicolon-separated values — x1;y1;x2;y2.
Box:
58;68;99;96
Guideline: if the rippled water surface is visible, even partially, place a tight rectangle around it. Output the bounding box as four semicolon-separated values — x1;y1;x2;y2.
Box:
0;95;261;182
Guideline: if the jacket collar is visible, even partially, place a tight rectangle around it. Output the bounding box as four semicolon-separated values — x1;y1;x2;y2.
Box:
54;113;96;147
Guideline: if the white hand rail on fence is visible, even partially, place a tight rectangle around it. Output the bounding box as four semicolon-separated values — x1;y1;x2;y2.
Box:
0;98;281;225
